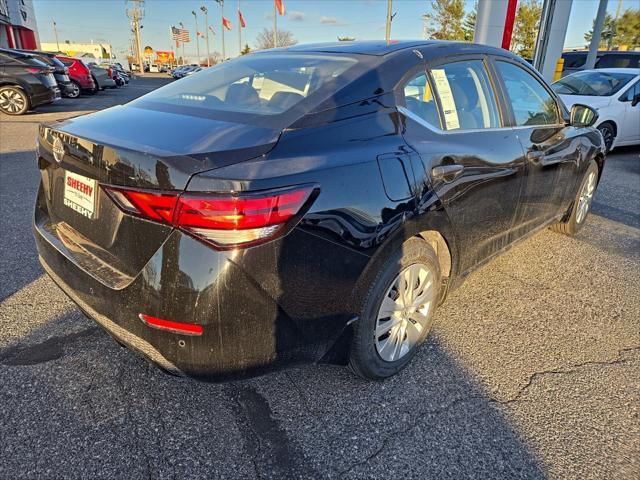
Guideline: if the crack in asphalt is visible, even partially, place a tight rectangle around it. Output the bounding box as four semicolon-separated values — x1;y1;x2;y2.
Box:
337;345;640;478
499;345;640;405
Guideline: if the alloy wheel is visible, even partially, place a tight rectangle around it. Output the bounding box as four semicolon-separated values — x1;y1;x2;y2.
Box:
598;125;614;152
68;82;80;98
375;263;437;362
0;89;26;114
576;171;596;224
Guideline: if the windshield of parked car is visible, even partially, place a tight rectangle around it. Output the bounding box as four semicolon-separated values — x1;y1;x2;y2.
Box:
552;71;636;96
133;53;359;117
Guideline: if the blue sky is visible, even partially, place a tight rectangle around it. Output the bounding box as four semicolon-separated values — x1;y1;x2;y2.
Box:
33;0;615;61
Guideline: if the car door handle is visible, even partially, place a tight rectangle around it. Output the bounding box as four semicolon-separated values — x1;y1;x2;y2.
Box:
526;150;545;162
432;164;464;181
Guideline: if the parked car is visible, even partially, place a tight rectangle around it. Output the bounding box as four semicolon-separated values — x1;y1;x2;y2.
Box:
149;64;159;73
0;48;59;115
14;49;74;97
562;50;640;76
56;55;95;97
171;64;199;79
34;41;605;381
183;66;202;76
553;68;640;151
84;61;116;91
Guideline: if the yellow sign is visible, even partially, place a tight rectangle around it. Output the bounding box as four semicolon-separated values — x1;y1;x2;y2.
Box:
144;46;153;55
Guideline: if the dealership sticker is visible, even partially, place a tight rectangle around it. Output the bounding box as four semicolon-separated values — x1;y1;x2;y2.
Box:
431;69;460;130
63;171;96;219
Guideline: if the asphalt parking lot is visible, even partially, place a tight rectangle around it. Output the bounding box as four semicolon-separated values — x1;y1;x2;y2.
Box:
1;75;638;479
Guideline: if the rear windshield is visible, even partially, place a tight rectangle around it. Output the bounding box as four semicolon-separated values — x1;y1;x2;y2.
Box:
552;71;636;96
132;53;359;117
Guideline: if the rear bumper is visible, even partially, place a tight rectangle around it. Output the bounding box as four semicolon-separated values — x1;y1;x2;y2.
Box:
31;87;58;108
33;183;363;380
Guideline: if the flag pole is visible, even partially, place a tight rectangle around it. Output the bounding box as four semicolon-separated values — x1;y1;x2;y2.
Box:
273;1;277;48
201;6;210;67
179;22;186;65
238;0;242;56
220;1;226;61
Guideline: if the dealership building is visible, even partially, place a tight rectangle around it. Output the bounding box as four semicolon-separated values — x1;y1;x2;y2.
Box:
0;0;40;50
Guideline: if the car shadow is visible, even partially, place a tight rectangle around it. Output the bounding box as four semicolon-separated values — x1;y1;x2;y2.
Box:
0;310;545;479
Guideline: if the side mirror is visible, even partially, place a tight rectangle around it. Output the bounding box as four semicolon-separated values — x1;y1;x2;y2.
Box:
570;104;598;127
632;93;640;107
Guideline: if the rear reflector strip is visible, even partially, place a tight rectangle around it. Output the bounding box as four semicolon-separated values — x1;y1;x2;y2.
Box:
139;314;203;336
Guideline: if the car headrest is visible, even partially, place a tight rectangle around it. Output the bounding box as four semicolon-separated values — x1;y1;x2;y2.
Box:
225;83;260;108
269;91;304;110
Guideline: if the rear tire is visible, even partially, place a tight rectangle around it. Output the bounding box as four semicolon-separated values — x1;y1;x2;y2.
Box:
597;122;615;154
67;81;81;98
349;237;441;380
550;160;599;236
0;86;29;115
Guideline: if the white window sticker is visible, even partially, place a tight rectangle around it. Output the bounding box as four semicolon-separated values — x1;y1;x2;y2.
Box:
431;69;460;130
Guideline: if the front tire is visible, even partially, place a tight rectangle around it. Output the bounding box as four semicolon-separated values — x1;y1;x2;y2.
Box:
550;160;599;236
597;122;615;153
349;237;441;380
0;86;29;115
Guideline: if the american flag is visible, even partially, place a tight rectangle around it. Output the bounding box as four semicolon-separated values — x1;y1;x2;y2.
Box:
171;26;190;43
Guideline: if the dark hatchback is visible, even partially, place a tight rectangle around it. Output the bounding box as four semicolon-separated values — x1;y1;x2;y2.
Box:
0;48;60;115
14;49;74;97
34;41;605;381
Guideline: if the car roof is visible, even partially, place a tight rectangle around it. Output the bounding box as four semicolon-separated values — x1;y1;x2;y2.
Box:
262;40;510;57
0;47;33;58
568;68;640;75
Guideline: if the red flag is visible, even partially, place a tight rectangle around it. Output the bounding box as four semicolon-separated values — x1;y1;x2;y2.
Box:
274;0;285;16
238;10;246;28
222;17;232;30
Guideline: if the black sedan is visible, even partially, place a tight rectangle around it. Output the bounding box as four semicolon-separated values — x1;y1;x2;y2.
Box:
33;41;605;381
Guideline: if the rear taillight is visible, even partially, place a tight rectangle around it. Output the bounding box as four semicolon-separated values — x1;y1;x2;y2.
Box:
102;185;318;249
25;67;45;75
107;67;113;78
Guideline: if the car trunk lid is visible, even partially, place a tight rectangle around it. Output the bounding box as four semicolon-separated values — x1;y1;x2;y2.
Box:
36;105;280;286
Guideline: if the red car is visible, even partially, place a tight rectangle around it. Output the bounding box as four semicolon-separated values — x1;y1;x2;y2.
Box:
55;55;95;98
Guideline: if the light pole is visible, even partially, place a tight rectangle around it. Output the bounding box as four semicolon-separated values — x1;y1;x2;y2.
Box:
52;21;60;51
215;0;225;61
385;0;393;44
273;1;277;47
201;6;210;66
192;10;201;65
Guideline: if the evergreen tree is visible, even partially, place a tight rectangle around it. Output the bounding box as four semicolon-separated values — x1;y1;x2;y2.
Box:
511;0;542;58
462;3;477;42
426;0;466;41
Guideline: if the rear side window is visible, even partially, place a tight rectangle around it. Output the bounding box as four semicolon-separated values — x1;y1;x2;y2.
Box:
402;73;442;129
562;53;586;69
597;54;640;69
134;53;358;116
59;58;75;67
428;60;500;130
496;61;560;126
620;80;640;102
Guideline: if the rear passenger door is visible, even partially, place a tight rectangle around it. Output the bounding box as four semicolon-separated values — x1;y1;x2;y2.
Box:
493;59;581;230
399;56;527;274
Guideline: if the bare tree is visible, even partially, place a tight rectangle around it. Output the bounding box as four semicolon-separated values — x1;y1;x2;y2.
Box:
255;28;297;50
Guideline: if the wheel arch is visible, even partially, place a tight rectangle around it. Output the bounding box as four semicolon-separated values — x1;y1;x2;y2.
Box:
321;206;458;366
